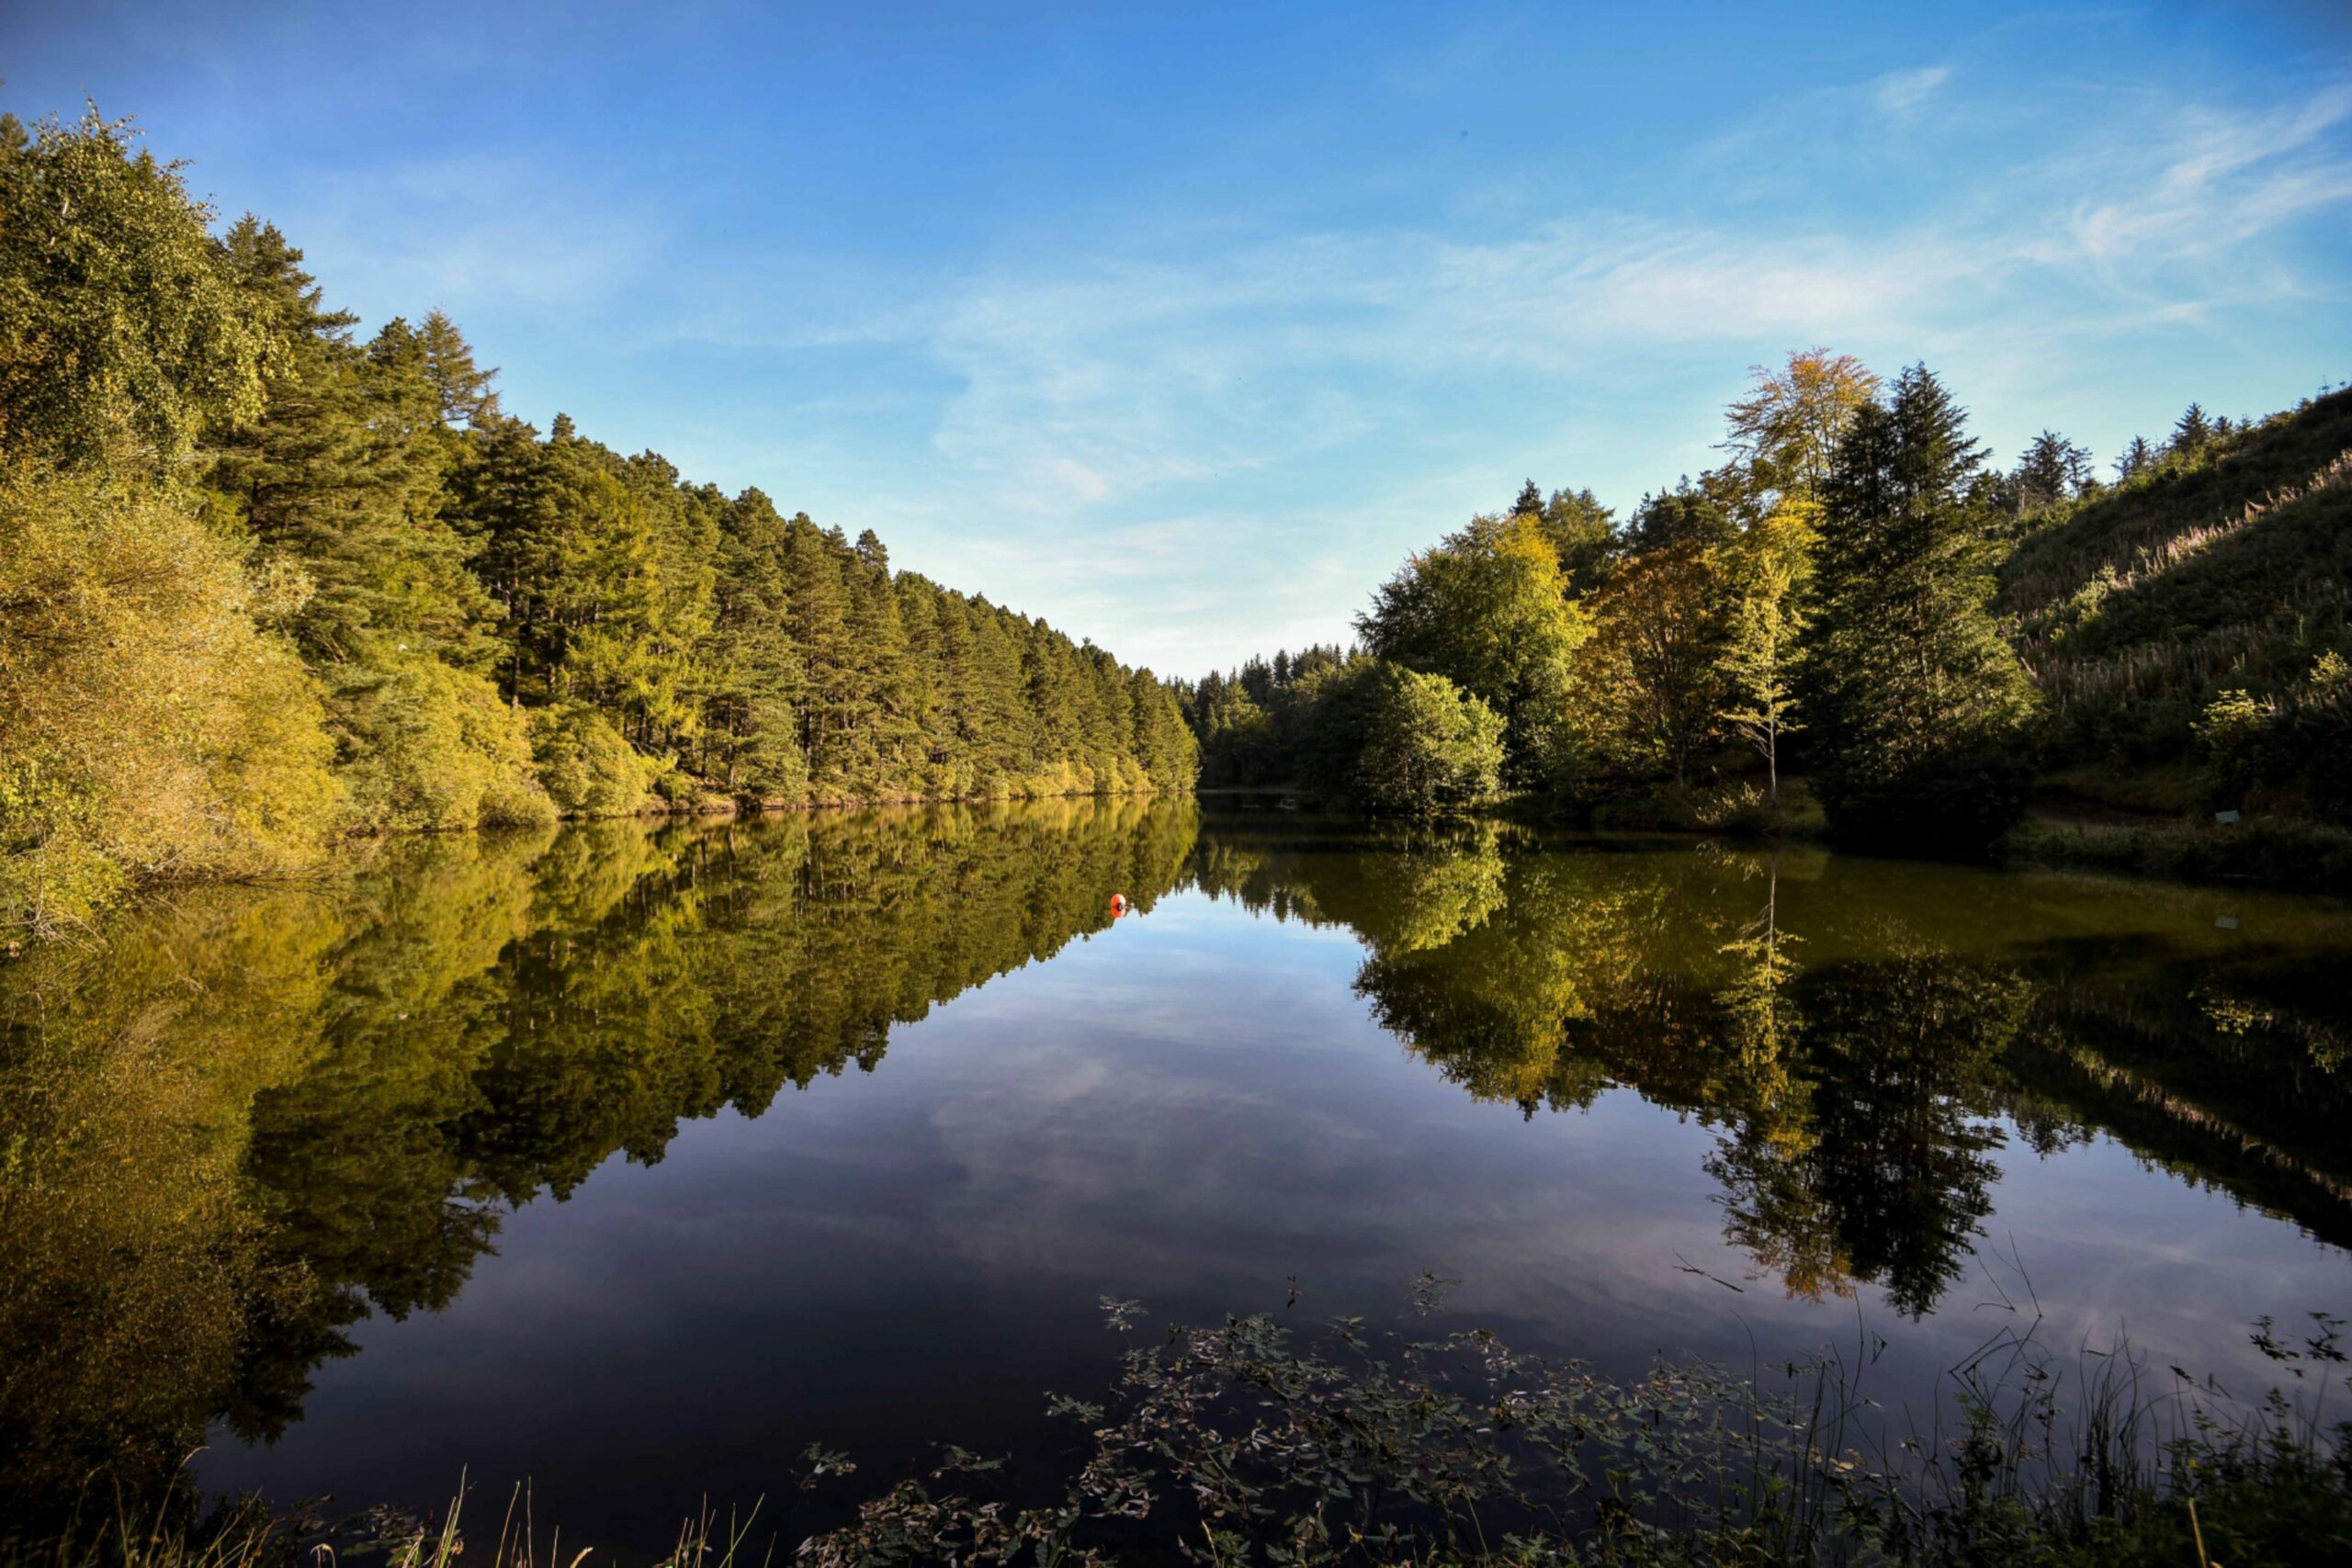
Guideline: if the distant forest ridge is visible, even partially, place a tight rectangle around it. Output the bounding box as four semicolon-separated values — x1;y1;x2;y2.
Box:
0;107;1198;940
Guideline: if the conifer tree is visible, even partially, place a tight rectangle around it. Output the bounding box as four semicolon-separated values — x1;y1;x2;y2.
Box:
2113;434;2155;481
2170;403;2214;453
1535;487;1618;595
416;309;501;428
2012;430;2088;513
1798;366;2038;850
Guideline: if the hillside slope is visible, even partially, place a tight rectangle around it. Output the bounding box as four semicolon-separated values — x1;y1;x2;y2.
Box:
1996;386;2352;806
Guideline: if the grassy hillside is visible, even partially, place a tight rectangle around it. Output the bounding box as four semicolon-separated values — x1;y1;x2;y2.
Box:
1997;386;2352;787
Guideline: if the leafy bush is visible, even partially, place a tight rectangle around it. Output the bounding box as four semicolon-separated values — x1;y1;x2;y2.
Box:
1285;662;1503;815
2192;653;2352;824
0;468;340;940
529;704;658;818
1353;665;1506;816
331;656;556;833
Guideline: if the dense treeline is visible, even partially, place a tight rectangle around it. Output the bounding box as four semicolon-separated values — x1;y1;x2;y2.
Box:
0;109;1194;941
1182;352;2349;857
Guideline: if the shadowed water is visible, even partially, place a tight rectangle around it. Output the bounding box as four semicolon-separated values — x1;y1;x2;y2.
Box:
4;800;2349;1554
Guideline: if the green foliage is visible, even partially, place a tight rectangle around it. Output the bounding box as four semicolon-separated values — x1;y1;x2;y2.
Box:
330;655;555;831
529;702;658;818
1721;348;1880;508
1801;366;2039;852
1522;482;1618;594
1356;666;1505;815
1180;645;1356;788
1359;513;1592;788
0;109;268;467
1342;664;1506;815
204;221;503;673
1567;537;1732;790
0;107;1190;944
1717;521;1809;800
2001;389;2352;825
0;467;341;940
1185;354;2333;866
2191;651;2352;821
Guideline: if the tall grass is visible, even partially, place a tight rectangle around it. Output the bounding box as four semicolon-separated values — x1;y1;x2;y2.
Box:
8;1476;776;1568
17;1292;2350;1567
1991;388;2352;786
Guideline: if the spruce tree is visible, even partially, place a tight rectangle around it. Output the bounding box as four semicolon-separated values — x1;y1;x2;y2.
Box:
2012;430;2086;512
1799;365;2038;851
702;487;808;798
2113;434;2155;481
2171;403;2214;453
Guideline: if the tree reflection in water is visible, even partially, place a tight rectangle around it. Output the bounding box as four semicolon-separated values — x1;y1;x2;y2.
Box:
5;802;2350;1533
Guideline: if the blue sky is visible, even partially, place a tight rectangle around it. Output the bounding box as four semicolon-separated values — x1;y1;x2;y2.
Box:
9;1;2350;674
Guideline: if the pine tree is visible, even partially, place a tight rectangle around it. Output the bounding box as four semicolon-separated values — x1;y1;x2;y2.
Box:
1536;487;1617;595
416;309;501;428
702;487;808;798
784;519;861;797
206;217;384;660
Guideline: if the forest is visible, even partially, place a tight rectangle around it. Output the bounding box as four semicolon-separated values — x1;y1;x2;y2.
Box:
1181;354;2352;871
7;102;2349;945
0;109;1198;941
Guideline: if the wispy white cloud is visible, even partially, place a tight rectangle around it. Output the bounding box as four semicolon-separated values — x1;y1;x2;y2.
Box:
1871;64;1953;117
650;68;2352;674
2065;83;2352;270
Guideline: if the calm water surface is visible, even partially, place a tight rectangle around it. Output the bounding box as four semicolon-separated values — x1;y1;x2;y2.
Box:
6;801;2350;1552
